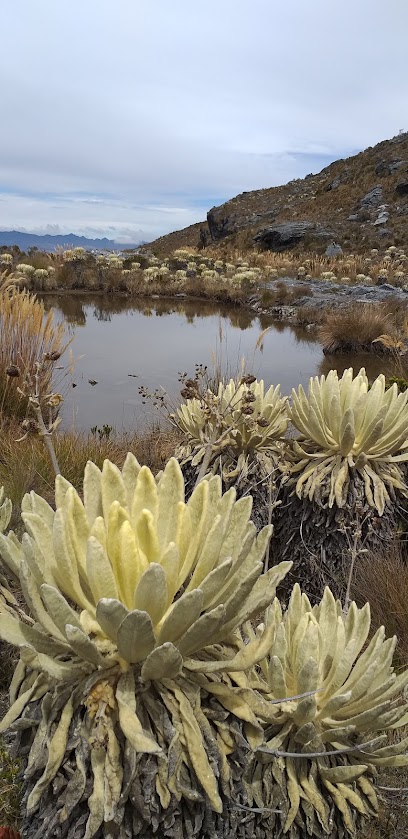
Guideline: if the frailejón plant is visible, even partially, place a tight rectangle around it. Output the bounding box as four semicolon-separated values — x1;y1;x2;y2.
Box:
0;460;290;837
288;368;408;514
0;489;11;535
175;376;288;478
249;585;408;837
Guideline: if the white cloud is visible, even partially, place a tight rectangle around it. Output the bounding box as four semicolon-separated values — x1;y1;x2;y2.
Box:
0;0;407;240
0;192;199;242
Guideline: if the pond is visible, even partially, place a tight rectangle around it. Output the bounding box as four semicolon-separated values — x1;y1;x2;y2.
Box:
43;294;399;430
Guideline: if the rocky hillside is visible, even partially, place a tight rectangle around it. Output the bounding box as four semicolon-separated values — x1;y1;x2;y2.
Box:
148;132;408;256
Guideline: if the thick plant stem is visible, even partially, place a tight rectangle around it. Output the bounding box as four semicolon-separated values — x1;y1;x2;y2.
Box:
30;362;61;477
343;514;367;615
193;427;232;488
31;399;60;477
264;476;275;573
194;442;214;488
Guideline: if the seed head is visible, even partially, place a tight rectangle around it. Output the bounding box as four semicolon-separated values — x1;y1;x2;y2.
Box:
47;393;64;408
21;419;38;434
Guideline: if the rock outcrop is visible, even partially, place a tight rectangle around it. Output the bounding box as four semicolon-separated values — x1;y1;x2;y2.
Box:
254;221;333;250
360;185;383;207
376;159;407;176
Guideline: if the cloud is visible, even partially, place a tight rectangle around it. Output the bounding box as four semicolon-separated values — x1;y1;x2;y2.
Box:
0;192;193;242
0;0;407;240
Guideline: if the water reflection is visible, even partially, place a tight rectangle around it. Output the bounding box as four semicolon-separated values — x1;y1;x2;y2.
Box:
43;294;259;331
318;352;408;382
41;294;404;431
45;295;87;327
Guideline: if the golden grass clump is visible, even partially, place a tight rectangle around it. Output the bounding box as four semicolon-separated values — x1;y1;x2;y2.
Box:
0;422;180;522
0;277;66;418
352;541;408;669
318;303;402;353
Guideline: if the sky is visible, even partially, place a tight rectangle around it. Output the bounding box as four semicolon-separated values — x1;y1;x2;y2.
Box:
0;0;407;244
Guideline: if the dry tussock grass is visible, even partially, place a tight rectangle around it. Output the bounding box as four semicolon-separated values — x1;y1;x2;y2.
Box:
352;541;408;838
0;421;180;522
352;540;408;669
261;282;313;307
0;280;66;419
318;304;400;353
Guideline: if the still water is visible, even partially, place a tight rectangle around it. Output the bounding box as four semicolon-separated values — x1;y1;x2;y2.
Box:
43;294;396;430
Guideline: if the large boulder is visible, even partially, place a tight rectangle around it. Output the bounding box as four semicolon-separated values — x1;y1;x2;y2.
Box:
207;210;232;239
206;206;276;240
254;221;333;251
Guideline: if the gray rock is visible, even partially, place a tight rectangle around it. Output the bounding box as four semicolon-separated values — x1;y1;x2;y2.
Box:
206;206;277;240
325;242;343;256
375;159;407;176
207;211;230;239
253;221;333;251
360;185;383;207
348;214;359;221
325;176;341;191
373;211;390;225
259;276;408;317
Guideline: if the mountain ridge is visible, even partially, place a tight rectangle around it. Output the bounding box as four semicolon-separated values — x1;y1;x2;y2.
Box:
147;132;408;256
0;230;142;252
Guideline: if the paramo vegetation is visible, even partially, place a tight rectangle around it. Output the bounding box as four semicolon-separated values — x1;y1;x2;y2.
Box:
1;243;408;298
2;267;408;837
1;457;408;838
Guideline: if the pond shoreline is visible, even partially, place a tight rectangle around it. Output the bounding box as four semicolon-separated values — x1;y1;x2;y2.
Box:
41;275;408;329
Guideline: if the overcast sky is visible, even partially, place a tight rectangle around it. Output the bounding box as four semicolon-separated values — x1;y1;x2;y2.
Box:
0;0;407;244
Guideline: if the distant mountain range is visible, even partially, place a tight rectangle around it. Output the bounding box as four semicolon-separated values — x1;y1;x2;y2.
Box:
0;231;143;252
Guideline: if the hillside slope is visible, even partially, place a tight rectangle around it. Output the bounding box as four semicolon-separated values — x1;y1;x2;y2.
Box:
148;132;408;256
